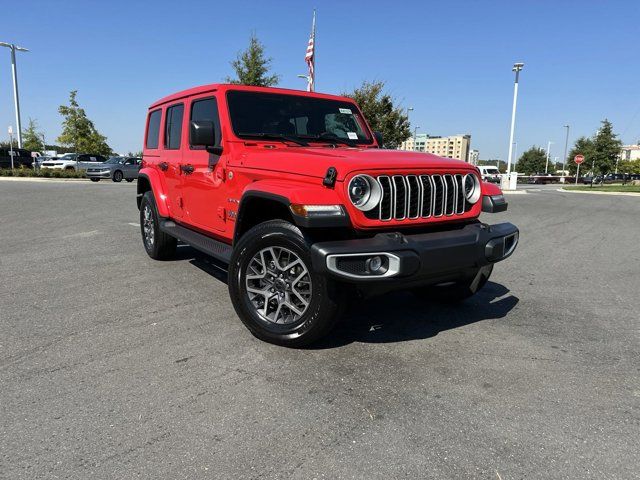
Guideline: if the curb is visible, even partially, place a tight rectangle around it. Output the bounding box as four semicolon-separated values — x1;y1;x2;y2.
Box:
502;190;527;195
558;188;640;197
0;177;89;183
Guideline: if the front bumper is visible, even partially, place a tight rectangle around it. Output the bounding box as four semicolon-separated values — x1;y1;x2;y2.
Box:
310;222;518;285
86;171;112;178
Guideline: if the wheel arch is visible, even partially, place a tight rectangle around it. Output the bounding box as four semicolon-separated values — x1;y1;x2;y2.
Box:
234;192;295;245
137;169;170;217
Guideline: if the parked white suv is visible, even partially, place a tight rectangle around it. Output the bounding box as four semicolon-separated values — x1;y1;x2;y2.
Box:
41;153;107;171
477;165;502;184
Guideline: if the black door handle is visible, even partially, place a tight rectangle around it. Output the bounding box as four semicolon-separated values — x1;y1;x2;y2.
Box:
180;164;194;174
158;162;168;171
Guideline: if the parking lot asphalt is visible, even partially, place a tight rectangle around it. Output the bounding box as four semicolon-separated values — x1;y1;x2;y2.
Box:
1;180;638;479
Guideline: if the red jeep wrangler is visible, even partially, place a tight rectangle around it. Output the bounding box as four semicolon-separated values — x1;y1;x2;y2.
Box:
137;84;518;346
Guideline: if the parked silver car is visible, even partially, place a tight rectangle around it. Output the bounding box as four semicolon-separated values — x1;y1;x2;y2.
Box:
86;157;141;182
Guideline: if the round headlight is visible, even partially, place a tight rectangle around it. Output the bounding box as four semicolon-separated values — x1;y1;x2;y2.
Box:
348;174;382;211
463;173;481;204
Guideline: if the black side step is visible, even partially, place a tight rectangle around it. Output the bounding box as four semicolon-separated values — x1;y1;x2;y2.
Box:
160;221;232;264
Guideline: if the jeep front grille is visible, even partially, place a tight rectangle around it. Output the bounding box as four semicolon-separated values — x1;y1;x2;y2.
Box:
364;174;470;221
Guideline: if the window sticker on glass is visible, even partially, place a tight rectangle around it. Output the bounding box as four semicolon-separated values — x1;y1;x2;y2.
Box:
339;108;352;115
347;132;358;140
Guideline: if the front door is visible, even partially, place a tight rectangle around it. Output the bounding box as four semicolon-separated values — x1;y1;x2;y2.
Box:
180;95;227;233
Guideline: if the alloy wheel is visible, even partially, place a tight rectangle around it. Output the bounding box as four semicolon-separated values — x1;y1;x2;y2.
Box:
245;247;312;325
142;204;155;249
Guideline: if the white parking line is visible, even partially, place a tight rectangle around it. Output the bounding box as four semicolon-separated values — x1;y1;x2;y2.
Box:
128;223;140;227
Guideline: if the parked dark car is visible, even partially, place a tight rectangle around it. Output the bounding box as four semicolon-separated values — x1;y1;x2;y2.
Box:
0;148;34;168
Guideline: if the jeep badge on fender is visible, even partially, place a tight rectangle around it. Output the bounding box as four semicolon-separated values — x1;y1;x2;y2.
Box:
136;84;518;347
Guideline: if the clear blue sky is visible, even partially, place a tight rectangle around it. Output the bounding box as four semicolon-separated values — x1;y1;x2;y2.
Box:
2;0;639;159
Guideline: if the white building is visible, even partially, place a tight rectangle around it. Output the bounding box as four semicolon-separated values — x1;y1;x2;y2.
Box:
468;149;479;165
620;144;640;161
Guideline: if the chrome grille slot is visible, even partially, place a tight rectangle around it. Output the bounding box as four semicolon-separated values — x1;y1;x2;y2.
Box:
455;174;465;214
361;172;473;221
392;175;407;219
378;176;393;221
406;175;421;219
420;175;433;218
432;175;445;217
444;174;456;216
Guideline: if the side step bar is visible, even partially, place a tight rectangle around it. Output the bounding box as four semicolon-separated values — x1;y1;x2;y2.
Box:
159;220;232;264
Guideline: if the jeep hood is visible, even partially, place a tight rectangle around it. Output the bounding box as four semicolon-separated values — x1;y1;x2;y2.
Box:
234;147;475;181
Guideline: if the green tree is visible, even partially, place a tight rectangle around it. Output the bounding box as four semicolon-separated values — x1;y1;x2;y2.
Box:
343;81;410;149
566;120;621;175
226;33;279;87
566;137;594;175
515;146;548;175
57;91;112;156
618;159;640;174
22;118;45;152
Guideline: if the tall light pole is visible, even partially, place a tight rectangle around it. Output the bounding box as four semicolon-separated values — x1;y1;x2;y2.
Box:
406;107;414;150
0;42;29;148
545;141;554;173
506;62;524;176
562;125;570;175
413;126;420;151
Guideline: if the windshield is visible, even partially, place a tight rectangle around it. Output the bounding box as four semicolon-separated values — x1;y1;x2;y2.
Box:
227;91;372;145
105;157;124;164
59;154;76;160
485;168;500;175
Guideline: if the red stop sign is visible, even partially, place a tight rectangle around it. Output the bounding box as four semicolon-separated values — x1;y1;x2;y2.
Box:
574;154;585;165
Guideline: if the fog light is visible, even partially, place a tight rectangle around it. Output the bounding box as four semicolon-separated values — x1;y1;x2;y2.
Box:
366;255;383;273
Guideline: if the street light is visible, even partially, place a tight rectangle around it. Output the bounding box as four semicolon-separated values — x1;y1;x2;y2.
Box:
0;42;29;149
413;126;420;151
562;125;570;176
296;74;311;90
545;141;554;173
506;62;524;177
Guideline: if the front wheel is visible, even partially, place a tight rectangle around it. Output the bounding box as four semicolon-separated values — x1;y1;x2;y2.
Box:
228;220;344;347
413;264;493;303
139;191;177;260
113;170;123;182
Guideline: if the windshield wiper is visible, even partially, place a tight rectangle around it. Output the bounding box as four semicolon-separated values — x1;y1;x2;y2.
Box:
238;132;309;147
300;133;357;147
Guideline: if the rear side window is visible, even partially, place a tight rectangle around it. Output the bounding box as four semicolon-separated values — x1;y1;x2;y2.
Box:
165;104;184;150
190;98;222;148
146;109;161;149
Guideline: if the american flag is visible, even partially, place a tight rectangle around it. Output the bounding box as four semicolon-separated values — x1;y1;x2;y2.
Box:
305;10;316;92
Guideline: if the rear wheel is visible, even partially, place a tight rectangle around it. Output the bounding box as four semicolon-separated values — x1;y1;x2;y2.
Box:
139;191;177;260
90;178;100;182
228;220;344;347
413;264;493;303
113;170;123;182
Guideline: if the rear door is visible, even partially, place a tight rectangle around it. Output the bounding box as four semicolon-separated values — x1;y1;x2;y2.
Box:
161;103;186;220
180;94;227;232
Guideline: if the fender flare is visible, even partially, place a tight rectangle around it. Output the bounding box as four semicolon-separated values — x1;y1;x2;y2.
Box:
234;180;350;243
137;169;171;217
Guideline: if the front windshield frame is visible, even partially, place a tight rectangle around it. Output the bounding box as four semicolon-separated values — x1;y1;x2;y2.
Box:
226;90;373;146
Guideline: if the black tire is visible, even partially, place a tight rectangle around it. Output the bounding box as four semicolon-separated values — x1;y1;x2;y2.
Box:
139;191;177;260
125;178;134;183
113;170;123;182
90;178;100;182
228;220;344;347
65;166;75;171
413;264;493;303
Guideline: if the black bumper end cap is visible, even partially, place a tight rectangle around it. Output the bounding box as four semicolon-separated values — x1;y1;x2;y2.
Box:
482;194;508;213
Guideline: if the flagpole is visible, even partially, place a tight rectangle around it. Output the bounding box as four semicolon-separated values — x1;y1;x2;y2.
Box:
311;9;315;92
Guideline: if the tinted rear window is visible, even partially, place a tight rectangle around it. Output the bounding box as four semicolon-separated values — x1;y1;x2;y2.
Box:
146;109;161;149
165;104;184;150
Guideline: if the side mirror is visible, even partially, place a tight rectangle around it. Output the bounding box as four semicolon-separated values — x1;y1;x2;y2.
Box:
190;120;222;155
373;131;383;148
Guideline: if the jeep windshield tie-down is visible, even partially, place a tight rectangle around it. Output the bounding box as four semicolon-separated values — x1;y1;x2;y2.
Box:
137;84;518;347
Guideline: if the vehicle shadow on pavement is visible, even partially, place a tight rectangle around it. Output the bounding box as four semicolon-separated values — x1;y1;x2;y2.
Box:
176;246;519;348
313;281;519;348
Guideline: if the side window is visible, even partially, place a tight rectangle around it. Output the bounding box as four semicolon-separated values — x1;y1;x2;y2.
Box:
189;98;221;148
165;104;184;150
125;158;135;165
145;109;162;149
